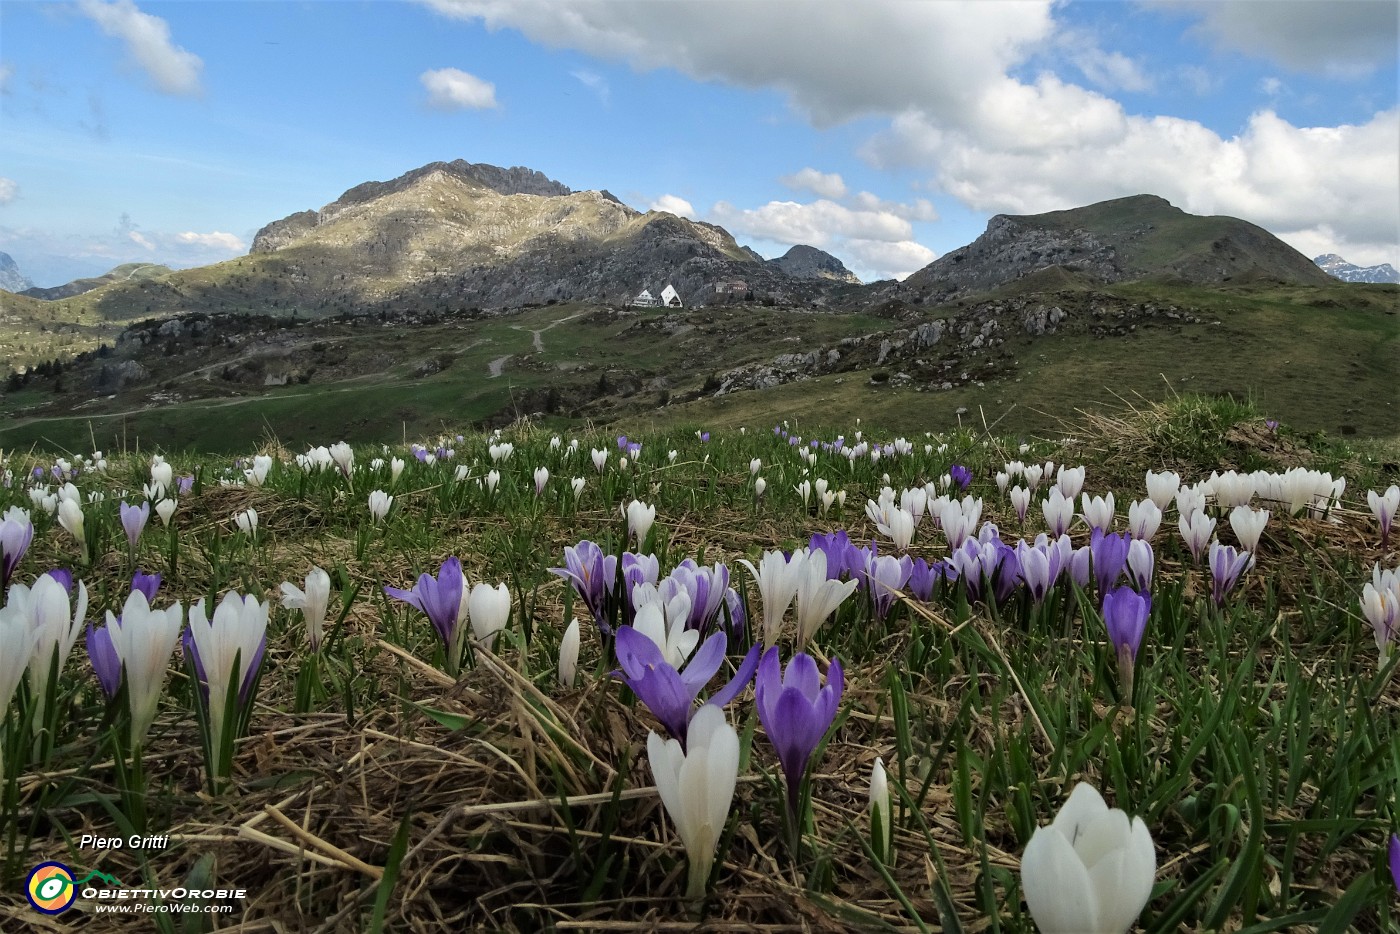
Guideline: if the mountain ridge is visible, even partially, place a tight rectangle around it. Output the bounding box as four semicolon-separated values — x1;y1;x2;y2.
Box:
1313;253;1400;284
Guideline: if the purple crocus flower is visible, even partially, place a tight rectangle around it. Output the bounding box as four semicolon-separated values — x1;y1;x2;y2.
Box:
1390;834;1399;893
1265;419;1279;434
1069;545;1092;589
660;560;731;634
809;530;859;582
1208;541;1252;608
551;541;616;633
178;476;194;494
46;568;74;594
617;435;629;451
1102;586;1151;700
700;432;710;442
906;557;945;601
131;571;162;603
949;465;972;490
754;648;844;821
949;536;1018;604
384;557;465;653
862;553;913;621
1014;538;1067;604
0;509;34;591
614;626;760;746
1089;528;1130;595
119;500;149;550
87;624;122;698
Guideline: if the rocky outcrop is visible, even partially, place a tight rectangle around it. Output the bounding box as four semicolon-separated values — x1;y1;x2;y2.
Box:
905;215;1120;296
0;252;33;294
767;245;860;284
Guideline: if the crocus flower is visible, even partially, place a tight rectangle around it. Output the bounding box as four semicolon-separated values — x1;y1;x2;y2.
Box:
0;604;38;717
1178;509;1215;563
20;572;88;721
1023;463;1044;492
558;618;580;687
1144;470;1180;512
1361;582;1397;661
131;571;162;603
468;582;511;652
625;499;656;545
1127;499;1161;540
754;476;768;498
755;648;843;823
185;591;268;782
385;558;466;673
647;702;742;898
0;506;33;591
1010;486;1031;524
949;465;972;490
88;590;184;748
1102;586;1150;700
155;498;177;527
1056;466;1086;500
119;500;148;552
870;756;892;862
794;550;858;646
570;477;585;500
614;626;759;744
1390;833;1399;894
550;541;615;634
368;490;393;523
1229;505;1268;558
57;498;85;548
1042;488;1074;537
329;442;354;478
739;549;805;647
1125;539;1154;592
150;458;173;496
1081;492;1115;533
1208;540;1251;607
1089;529;1130;595
533;466;549;495
863;553;913;622
1020;782;1156;934
281;566;332;652
1368;485;1399;547
234;507;258;536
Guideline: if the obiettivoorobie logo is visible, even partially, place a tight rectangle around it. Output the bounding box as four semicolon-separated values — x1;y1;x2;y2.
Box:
25;861;123;914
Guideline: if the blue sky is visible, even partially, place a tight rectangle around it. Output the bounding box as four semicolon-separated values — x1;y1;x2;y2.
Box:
1;0;1396;287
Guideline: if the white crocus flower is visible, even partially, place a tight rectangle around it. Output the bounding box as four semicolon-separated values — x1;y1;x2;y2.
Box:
0;600;39;716
1229;505;1269;557
328;442;354;478
1020;783;1155;934
1144;470;1180;512
870;756;892;862
20;573;88;725
467;582;512;652
1178;509;1216;563
647;703;741;899
738;549;804;647
280;566;332;652
103;591;184;747
571;477;586;500
625;499;656;545
155;498;178;527
558;618;581;688
187;592;268;764
1080;492;1115;533
754;477;767;498
57;498;85;545
631;592;697;668
390;457;405;485
793;549;858;648
234;507;258;536
1127;499;1162;541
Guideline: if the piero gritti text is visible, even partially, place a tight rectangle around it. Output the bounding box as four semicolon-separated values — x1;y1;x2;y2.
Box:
78;834;171;852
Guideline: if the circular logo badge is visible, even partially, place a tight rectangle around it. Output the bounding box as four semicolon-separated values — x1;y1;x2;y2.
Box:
26;861;78;914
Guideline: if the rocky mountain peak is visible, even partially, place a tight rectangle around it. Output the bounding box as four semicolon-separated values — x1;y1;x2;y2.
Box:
1313;253;1400;284
0;252;34;293
767;244;860;284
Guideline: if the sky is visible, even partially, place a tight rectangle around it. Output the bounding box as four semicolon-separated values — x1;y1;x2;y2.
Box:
0;0;1396;287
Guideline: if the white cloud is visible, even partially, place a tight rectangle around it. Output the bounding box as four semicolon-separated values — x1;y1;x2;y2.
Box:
0;178;17;205
420;67;499;110
650;194;695;218
128;230;155;250
77;0;202;96
1072;46;1154;93
710;199;913;248
176;230;245;252
841;239;938;281
1259;76;1284;96
780;168;847;199
418;0;1056;125
1160;0;1398;77
420;0;1396;266
571;68;610;104
850;191;938;222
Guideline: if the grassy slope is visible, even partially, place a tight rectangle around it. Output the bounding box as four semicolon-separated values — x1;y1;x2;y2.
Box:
2;282;1395;454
